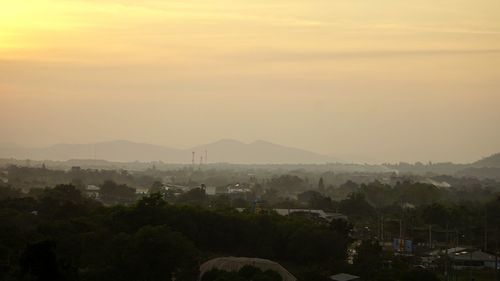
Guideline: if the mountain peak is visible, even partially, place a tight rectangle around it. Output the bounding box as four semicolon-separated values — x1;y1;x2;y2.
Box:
251;139;274;145
0;139;339;164
213;138;245;145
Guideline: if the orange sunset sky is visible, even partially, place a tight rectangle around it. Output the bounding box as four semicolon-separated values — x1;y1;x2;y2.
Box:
1;0;500;163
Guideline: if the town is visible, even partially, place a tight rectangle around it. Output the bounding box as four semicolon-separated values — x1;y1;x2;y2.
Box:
1;156;499;281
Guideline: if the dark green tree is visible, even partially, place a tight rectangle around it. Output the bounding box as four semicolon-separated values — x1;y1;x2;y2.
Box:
100;180;136;205
353;240;382;280
318;177;325;191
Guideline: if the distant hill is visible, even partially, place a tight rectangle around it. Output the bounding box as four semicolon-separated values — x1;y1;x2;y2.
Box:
191;139;338;164
383;152;500;177
0;139;338;164
457;153;500;180
472;153;500;168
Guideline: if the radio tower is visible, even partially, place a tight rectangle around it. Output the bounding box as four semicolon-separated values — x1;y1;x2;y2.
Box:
192;151;195;166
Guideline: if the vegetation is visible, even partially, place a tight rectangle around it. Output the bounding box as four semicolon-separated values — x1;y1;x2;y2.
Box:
1;163;500;281
0;185;350;281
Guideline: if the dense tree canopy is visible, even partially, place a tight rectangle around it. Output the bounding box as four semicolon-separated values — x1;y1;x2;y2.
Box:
0;185;351;281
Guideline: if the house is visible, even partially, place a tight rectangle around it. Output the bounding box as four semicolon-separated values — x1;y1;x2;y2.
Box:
199;257;297;281
163;184;190;192
420;247;467;266
274;209;347;222
450;249;499;269
329;273;361;281
135;187;149;195
205;186;216;195
234;207;347;222
227;183;252;194
84;185;100;199
324;212;348;221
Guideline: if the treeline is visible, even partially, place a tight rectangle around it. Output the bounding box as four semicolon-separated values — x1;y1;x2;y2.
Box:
0;185;350;281
266;180;500;248
384;153;500;179
3;165;159;190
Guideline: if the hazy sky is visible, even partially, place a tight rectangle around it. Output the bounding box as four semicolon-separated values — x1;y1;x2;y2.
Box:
1;0;500;163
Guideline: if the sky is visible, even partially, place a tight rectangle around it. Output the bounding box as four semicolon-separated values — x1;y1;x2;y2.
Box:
1;0;500;163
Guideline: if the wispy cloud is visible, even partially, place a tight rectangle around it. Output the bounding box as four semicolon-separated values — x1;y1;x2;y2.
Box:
229;49;500;62
360;24;500;35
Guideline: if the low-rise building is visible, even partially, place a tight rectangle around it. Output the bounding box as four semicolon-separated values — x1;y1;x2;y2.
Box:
199;257;297;281
451;249;499;269
274;209;347;222
329;273;361;281
135;187;149;195
84;185;100;199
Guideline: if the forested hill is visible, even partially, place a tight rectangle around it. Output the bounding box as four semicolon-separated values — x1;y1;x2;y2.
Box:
383;152;500;179
0;139;338;164
472;153;500;167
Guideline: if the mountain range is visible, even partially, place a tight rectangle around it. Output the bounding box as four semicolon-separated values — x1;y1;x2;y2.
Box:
0;139;339;164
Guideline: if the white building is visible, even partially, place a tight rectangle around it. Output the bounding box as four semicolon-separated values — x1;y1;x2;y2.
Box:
84;185;100;199
451;249;499;269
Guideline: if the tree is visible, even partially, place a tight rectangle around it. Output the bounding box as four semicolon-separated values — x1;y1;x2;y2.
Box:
177;188;206;206
401;268;439;281
0;185;23;201
129;225;199;281
318;177;325;191
38;184;95;219
353;240;382;279
262;188;280;205
100;180;136;205
19;240;68;281
298;190;334;210
297;190;321;204
149;181;164;194
329;218;353;238
137;192;166;208
339;193;374;220
360;181;394;208
267;175;305;192
93;225;198;281
421;203;450;227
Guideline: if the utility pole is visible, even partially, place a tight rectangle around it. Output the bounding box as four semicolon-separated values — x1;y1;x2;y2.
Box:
381;215;384;242
377;215;380;240
495;227;498;281
485;208;488;251
469;249;473;281
429;225;432;249
399;219;403;240
445;223;449;281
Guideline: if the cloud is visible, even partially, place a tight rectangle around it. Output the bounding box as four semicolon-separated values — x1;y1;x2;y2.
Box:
364;24;500;35
229;49;500;62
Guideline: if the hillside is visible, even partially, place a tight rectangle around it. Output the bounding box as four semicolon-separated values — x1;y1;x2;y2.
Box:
191;139;338;164
473;153;500;168
0;139;338;164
